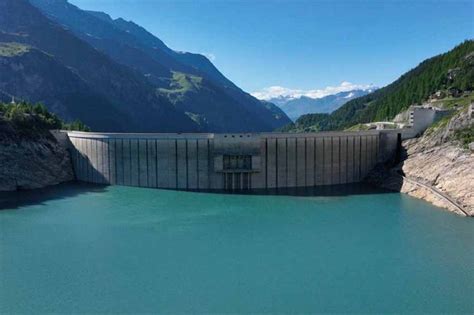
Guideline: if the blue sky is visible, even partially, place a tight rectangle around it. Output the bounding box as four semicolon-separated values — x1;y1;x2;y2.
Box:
70;0;473;97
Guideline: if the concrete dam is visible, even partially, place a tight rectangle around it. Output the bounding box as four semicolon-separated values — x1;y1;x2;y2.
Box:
65;130;403;191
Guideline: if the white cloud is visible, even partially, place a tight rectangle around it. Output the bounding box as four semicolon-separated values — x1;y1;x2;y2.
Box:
204;53;216;62
251;81;376;101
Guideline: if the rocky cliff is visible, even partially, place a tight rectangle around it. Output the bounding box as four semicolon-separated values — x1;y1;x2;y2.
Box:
369;106;473;216
0;119;74;191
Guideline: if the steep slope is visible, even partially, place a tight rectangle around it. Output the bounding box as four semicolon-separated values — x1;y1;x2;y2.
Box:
0;104;74;191
0;43;128;131
282;40;474;131
30;0;291;132
0;0;198;132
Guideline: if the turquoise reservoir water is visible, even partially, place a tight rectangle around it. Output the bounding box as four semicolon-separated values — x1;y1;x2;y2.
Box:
0;183;473;313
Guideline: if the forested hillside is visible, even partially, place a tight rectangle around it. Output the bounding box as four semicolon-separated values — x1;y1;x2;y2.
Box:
282;40;474;132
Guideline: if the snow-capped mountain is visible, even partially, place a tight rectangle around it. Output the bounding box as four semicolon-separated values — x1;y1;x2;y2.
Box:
271;89;373;121
252;82;376;121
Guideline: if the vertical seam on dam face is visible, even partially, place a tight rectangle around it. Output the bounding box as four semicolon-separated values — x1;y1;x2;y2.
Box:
207;139;210;190
196;140;199;190
107;139;111;184
265;138;268;189
128;139;131;186
329;137;335;184
322;137;325;185
120;139;124;185
295;139;298;185
137;139;141;186
67;131;398;190
275;138;279;188
313;138;316;185
87;139;91;182
145;140;149;187
359;136;362;180
185;139;189;190
346;137;349;183
174;139;178;189
337;136;340;184
304;138;308;186
155;140;158;188
94;140;97;183
285;138;288;187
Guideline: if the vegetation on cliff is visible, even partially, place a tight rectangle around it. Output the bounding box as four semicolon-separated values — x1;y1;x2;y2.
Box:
453;125;474;149
282;40;474;132
0;102;89;138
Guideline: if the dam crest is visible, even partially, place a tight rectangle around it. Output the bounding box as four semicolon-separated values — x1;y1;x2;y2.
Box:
64;130;408;191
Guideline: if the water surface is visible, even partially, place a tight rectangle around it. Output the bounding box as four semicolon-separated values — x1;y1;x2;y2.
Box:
0;184;473;313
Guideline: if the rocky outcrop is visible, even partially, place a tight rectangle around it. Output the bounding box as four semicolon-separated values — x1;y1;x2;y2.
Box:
369;107;473;216
0;121;74;191
397;143;473;216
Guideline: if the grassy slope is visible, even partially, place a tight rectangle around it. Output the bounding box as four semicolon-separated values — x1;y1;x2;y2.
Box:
0;42;30;57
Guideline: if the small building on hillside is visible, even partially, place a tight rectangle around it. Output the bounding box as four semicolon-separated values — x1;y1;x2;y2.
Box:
408;105;452;134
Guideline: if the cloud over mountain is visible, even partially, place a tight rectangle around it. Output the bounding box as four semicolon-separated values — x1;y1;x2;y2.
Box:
251;81;376;101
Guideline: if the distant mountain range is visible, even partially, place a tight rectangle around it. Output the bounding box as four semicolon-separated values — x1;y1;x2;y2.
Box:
268;89;373;121
0;0;290;132
281;40;474;132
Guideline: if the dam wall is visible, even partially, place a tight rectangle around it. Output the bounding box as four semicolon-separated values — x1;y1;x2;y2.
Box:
66;130;403;191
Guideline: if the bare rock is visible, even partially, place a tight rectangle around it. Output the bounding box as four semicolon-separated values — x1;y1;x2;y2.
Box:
0;128;74;191
369;107;473;216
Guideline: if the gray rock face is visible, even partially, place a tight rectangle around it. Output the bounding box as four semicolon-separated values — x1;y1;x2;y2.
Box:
371;107;473;216
0;130;74;191
400;143;473;216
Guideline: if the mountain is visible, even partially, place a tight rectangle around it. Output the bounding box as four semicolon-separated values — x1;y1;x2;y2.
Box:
0;0;198;132
282;40;474;132
269;89;372;121
27;0;290;132
0;43;129;131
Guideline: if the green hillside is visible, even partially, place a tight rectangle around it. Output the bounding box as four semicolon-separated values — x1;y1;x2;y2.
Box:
283;40;474;132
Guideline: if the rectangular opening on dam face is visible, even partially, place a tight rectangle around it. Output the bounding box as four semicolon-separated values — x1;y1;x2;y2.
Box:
65;130;407;192
223;155;252;171
222;155;254;190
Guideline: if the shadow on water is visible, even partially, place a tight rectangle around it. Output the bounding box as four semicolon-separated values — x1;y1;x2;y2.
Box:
193;182;398;197
0;181;397;211
0;182;108;211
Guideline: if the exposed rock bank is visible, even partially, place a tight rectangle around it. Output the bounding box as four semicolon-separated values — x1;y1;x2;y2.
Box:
368;107;473;216
0;120;74;191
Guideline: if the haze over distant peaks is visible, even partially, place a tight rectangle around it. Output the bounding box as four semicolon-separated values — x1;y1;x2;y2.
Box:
252;82;375;101
252;82;376;120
